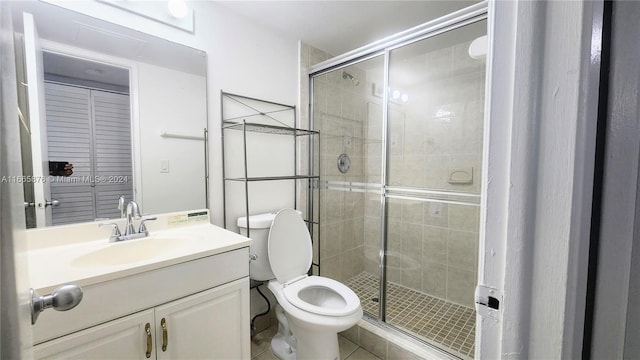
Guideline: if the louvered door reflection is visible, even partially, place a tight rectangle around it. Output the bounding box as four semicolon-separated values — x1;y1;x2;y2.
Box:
92;90;133;220
45;82;133;225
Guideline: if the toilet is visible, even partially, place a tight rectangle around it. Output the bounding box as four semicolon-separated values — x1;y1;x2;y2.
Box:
238;209;362;360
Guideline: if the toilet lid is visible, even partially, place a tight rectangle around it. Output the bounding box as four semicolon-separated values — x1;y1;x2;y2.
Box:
267;209;312;283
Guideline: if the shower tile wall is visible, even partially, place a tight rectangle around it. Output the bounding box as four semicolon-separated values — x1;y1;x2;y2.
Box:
318;72;367;282
301;43;368;282
370;200;480;307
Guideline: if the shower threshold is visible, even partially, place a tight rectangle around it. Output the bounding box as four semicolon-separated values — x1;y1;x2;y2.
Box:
345;271;476;359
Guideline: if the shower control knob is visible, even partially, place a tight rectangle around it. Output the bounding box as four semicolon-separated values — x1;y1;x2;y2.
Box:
337;153;351;174
249;253;258;261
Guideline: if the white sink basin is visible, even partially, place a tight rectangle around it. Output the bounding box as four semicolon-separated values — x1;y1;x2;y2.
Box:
71;236;197;267
27;222;253;293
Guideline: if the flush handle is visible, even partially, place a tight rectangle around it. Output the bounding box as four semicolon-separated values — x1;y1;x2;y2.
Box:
30;284;83;325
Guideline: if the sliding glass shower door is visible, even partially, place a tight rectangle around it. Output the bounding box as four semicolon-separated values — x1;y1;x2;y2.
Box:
311;16;486;360
384;20;486;358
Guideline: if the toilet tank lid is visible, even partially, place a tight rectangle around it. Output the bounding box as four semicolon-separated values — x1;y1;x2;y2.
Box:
237;212;277;229
237;210;302;229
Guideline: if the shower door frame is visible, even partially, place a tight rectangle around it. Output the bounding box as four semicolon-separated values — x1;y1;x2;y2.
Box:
308;1;488;357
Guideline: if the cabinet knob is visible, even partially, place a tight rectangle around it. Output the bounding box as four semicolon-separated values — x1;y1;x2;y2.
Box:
30;284;83;325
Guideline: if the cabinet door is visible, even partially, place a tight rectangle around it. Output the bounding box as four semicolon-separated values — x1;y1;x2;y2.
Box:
155;277;250;360
34;309;155;359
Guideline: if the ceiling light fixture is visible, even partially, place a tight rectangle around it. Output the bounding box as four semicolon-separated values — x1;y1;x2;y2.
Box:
167;0;188;19
388;87;409;103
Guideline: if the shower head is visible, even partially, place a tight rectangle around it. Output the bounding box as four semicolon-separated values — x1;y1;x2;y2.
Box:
342;71;360;86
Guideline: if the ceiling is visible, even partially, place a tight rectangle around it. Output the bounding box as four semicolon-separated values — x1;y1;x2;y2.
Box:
216;1;478;56
13;1;479;86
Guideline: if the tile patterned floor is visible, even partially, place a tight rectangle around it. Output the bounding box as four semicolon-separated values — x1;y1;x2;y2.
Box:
251;323;380;360
346;271;476;359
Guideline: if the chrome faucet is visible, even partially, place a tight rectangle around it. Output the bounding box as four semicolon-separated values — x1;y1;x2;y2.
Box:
100;201;157;242
125;201;142;235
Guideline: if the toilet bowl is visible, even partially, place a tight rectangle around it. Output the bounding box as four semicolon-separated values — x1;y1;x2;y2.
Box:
238;209;362;360
267;276;362;360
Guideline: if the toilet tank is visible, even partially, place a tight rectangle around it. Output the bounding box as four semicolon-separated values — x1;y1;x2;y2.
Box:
237;212;278;281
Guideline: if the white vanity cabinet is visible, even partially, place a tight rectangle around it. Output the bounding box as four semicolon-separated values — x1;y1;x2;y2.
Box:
31;247;251;360
34;278;248;359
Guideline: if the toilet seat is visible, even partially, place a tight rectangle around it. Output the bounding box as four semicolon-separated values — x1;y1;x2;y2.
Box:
283;276;361;317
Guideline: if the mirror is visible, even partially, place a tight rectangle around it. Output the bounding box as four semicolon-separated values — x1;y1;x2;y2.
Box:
11;1;208;228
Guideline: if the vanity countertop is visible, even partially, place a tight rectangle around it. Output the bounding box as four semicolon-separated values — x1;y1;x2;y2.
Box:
27;220;251;294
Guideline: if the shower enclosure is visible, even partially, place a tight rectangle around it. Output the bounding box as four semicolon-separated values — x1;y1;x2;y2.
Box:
309;6;486;359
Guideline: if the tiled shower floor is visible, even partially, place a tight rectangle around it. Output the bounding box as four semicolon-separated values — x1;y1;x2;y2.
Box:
345;272;476;359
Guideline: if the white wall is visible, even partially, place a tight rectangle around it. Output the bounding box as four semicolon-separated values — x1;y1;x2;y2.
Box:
137;62;207;214
197;2;299;226
479;1;602;358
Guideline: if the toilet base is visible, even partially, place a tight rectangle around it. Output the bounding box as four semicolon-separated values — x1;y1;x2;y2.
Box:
271;305;296;360
271;333;296;360
289;322;340;360
270;307;341;360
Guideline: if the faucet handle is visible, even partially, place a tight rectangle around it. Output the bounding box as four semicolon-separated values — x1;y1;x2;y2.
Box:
117;195;126;218
138;217;157;234
99;222;122;240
